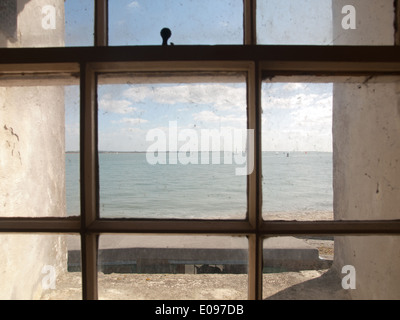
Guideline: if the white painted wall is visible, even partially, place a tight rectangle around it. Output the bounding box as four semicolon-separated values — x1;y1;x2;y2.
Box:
332;0;400;299
0;0;66;299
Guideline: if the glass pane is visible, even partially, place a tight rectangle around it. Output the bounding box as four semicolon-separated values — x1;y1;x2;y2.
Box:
65;0;94;46
98;235;248;300
0;0;93;48
0;234;81;300
262;80;333;221
0;77;80;217
262;75;400;221
109;0;243;45
257;0;395;45
97;73;248;219
65;85;81;217
264;235;400;300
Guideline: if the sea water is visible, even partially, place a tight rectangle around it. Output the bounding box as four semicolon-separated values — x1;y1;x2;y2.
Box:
66;152;333;219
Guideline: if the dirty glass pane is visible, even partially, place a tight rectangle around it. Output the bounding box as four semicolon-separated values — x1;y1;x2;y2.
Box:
257;0;395;45
262;76;400;221
0;76;80;218
0;0;93;48
65;85;81;217
98;235;248;300
109;0;243;45
262;79;333;221
0;234;81;300
97;73;248;219
65;0;94;46
263;235;400;300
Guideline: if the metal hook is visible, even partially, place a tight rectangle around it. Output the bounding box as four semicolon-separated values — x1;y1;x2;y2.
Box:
161;28;174;46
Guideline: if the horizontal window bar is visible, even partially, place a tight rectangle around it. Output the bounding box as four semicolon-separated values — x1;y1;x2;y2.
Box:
0;63;80;74
0;46;400;70
2;218;400;235
261;220;400;235
87;219;254;234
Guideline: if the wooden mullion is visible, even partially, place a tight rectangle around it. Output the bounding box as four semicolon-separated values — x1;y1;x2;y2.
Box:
95;0;108;47
248;234;263;300
244;0;257;45
246;60;263;299
1;46;400;67
80;63;99;300
261;220;400;235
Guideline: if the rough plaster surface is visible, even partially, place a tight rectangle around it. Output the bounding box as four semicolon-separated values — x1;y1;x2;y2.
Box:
0;0;66;299
332;0;400;299
0;0;65;47
0;86;66;218
0;86;67;300
332;0;395;46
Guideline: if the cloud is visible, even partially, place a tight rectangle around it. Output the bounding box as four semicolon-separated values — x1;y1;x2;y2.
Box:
193;110;220;122
99;95;136;114
281;83;308;91
123;83;246;111
118;117;149;125
263;92;331;110
261;83;333;151
128;1;140;8
262;82;332;110
192;110;246;127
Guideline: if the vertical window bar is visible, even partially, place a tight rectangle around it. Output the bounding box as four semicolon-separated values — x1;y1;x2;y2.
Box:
80;63;99;300
247;64;260;230
244;0;257;45
81;234;99;300
247;61;263;299
95;0;108;46
396;0;400;45
248;234;263;299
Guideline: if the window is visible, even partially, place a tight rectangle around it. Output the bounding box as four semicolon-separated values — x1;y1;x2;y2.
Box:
109;0;244;45
1;0;400;301
257;0;396;45
97;72;248;219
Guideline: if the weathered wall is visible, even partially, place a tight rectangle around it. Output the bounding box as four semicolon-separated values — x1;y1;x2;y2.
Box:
0;0;66;299
0;0;64;47
332;0;400;299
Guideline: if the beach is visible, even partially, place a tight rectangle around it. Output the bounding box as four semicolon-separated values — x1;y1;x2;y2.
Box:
41;267;349;300
41;212;341;300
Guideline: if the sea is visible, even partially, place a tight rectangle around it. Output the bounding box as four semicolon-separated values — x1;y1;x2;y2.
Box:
65;151;333;219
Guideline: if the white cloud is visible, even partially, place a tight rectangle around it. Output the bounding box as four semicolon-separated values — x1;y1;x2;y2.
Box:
193;110;220;122
261;83;333;151
262;82;332;111
192;110;246;127
119;117;149;125
123;83;246;111
128;1;140;9
263;92;331;110
281;83;308;91
99;97;136;114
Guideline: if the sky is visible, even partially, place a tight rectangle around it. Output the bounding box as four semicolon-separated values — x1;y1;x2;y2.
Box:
64;0;333;152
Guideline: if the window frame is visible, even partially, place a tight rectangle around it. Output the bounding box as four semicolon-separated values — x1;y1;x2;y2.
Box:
0;0;400;300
